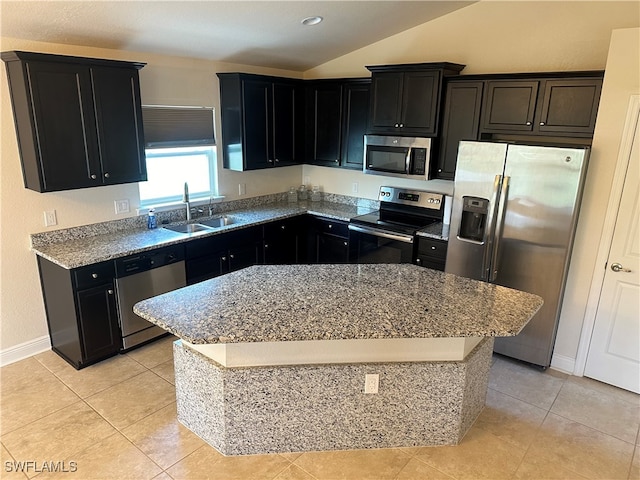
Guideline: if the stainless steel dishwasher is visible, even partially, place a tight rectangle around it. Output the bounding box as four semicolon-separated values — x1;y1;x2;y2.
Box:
114;245;186;350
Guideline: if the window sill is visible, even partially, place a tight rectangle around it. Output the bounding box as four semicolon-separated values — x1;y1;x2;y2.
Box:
137;195;225;215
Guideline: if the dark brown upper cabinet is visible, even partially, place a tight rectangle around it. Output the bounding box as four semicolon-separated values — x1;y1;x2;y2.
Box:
217;73;303;171
480;75;603;137
365;63;465;137
435;80;484;180
1;51;146;193
305;78;370;170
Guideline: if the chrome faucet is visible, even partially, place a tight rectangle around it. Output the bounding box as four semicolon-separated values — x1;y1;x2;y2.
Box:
183;182;191;221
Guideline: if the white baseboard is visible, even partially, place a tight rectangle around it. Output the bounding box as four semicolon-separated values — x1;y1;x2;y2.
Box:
550;353;576;375
1;336;51;367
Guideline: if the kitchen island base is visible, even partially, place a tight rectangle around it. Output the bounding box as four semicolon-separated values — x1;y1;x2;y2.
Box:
173;337;494;456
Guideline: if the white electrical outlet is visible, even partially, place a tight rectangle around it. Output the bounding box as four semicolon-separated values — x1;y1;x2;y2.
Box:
44;210;57;227
239;183;246;195
304;176;310;185
364;374;379;394
352;182;359;194
114;199;130;214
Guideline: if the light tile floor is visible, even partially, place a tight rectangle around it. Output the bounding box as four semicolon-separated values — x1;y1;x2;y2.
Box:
1;335;638;480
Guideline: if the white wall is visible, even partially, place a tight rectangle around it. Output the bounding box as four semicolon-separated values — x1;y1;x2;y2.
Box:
555;27;640;371
2;1;639;367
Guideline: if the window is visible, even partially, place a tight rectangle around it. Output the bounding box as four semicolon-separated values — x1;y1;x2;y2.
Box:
139;146;216;206
139;106;216;208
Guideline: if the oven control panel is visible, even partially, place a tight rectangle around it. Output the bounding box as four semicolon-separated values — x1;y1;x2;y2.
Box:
378;186;444;210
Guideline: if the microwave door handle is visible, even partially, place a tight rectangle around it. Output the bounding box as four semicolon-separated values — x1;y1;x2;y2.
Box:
490;176;510;283
405;147;412;174
482;175;502;281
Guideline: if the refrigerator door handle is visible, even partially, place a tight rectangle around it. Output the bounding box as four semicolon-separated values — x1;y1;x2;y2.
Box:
482;175;503;281
490;176;510;282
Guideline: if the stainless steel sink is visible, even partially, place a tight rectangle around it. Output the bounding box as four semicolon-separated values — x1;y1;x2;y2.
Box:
199;216;234;228
163;223;213;234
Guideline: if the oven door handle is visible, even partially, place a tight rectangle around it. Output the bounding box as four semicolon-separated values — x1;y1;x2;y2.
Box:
348;224;414;244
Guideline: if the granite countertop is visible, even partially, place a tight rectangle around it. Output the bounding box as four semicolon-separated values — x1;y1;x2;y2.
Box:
134;264;543;344
31;201;383;269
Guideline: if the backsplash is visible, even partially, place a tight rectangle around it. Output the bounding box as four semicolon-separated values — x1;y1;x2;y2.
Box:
30;191;379;248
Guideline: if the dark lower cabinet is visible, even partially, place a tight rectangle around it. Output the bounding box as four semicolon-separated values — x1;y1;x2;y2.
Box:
308;217;350;264
264;216;302;264
38;257;121;369
415;237;448;271
186;226;263;284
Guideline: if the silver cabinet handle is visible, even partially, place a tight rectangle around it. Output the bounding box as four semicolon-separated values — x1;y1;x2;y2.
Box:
611;263;632;273
526;121;532;126
540;122;545;126
229;254;235;259
328;224;332;229
92;273;98;279
281;225;286;230
399;123;404;128
104;173;110;178
394;123;399;128
91;174;97;179
107;289;114;295
264;244;269;249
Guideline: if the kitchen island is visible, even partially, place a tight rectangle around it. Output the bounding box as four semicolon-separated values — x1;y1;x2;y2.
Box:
134;264;543;455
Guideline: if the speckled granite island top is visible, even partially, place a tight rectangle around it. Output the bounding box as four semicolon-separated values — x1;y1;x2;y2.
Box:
133;264;543;344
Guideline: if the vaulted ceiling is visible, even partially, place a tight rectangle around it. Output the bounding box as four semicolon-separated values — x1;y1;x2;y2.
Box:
1;1;475;71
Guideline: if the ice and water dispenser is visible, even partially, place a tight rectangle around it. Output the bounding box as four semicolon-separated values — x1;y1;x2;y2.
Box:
458;197;489;242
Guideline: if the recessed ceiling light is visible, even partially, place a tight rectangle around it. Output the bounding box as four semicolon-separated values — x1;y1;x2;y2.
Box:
301;16;323;26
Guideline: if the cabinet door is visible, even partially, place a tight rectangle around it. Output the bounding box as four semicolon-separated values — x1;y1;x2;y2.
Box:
76;284;120;362
228;243;261;272
537;78;602;135
242;79;272;169
341;82;370;170
91;66;147;184
481;80;539;132
436;81;483;180
264;218;300;264
400;70;440;135
317;233;350;264
272;82;297;166
26;61;100;191
368;72;403;133
306;82;343;166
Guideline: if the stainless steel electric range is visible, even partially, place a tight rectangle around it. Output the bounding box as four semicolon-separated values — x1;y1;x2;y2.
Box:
349;186;447;264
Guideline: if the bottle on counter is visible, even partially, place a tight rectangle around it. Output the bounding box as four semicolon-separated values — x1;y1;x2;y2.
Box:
147;208;157;229
298;185;308;201
287;186;298;203
310;185;321;202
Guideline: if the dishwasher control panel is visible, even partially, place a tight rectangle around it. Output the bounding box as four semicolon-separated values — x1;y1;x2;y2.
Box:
115;245;185;278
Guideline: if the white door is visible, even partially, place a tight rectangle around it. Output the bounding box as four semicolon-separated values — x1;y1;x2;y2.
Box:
584;105;640;393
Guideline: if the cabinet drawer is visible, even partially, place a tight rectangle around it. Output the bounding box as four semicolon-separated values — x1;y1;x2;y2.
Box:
74;261;116;290
417;237;448;260
315;218;349;238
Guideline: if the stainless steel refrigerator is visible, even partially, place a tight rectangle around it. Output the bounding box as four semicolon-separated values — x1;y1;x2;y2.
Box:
445;141;589;368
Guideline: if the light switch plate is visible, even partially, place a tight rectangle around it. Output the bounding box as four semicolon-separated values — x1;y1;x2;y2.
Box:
44;210;57;227
115;199;130;214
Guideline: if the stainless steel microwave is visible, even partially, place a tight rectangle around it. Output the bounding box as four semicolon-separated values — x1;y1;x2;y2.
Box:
363;135;432;180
